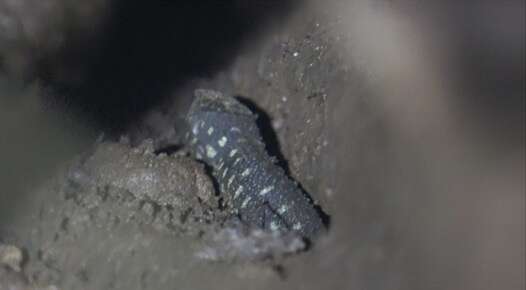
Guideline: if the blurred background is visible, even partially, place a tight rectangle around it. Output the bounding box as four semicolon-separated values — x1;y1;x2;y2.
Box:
1;0;524;289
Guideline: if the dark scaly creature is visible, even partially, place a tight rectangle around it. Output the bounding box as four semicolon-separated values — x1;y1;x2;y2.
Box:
185;90;325;239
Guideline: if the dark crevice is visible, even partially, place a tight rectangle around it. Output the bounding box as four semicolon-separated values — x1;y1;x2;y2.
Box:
235;96;331;230
43;0;297;134
153;144;184;155
235;97;292;176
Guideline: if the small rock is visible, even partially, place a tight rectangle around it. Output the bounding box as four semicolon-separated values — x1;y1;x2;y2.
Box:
0;244;23;272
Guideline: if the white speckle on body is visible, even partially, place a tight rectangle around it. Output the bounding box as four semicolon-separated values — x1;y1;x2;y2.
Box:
270;221;279;231
206;145;217;158
278;204;289;214
231;127;241;133
259;186;274;196
241;168;251;177
293;52;299;57
207;127;214;135
227;175;235;187
229;149;238;157
218;136;227;147
293;222;302;231
241;196;252;208
234;186;243;199
192;124;199;135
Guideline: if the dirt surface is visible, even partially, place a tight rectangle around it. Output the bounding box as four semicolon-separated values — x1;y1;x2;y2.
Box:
1;140;307;290
1;1;524;290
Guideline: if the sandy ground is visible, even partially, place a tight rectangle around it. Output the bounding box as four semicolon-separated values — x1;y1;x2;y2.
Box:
1;1;524;290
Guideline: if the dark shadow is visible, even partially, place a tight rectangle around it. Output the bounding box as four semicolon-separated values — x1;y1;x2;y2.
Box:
235;96;292;175
235;96;331;229
153;144;184;156
200;162;223;206
43;0;297;134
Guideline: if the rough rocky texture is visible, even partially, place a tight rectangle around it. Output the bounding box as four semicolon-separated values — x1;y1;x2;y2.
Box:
0;244;58;290
57;139;221;238
1;139;304;289
79;139;217;210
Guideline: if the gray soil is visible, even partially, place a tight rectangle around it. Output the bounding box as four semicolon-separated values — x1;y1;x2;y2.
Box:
1;1;524;290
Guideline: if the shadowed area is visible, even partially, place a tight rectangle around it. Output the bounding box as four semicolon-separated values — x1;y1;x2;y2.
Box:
46;0;296;133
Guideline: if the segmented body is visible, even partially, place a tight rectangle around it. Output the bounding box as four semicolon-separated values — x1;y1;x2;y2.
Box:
186;90;324;239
